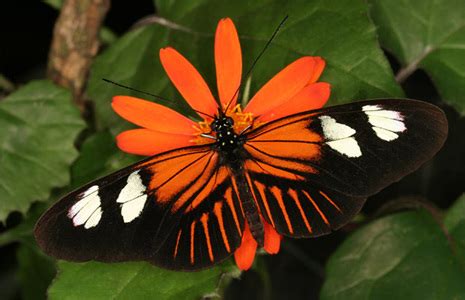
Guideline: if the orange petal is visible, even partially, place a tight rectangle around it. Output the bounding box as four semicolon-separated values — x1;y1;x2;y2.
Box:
244;57;326;116
160;47;218;117
308;56;326;84
116;129;194;156
112;96;197;134
263;221;281;254
234;223;257;271
215;18;242;109
257;82;330;122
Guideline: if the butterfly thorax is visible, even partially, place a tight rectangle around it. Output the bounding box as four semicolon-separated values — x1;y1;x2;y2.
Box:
211;116;242;153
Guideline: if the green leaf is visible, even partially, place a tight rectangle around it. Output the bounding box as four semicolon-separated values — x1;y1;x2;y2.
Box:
159;0;403;99
70;130;140;188
0;73;14;92
0;80;85;222
444;194;465;267
368;0;465;114
48;261;239;300
0;133;133;247
444;194;465;232
100;27;118;45
88;0;401;133
42;0;63;10
320;210;465;300
16;240;56;300
0;203;46;247
70;131;116;187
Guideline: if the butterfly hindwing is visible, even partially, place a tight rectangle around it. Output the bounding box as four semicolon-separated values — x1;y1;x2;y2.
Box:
150;162;245;270
244;99;447;237
34;145;245;270
245;170;365;237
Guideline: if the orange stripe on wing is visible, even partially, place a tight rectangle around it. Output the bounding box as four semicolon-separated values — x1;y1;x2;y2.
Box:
201;213;214;262
173;229;182;259
190;220;196;265
148;151;212;204
224;187;242;236
303;190;329;225
170;153;218;213
269;186;293;234
185;166;228;213
254;181;275;227
244;158;306;181
288;189;312;233
213;201;231;252
247;114;322;144
319;190;342;213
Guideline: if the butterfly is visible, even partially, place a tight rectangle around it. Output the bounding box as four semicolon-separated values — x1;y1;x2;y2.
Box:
34;97;448;270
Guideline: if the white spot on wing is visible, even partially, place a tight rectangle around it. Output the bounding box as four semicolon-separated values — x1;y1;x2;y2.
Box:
68;185;97;218
319;115;362;157
363;105;404;121
68;185;102;229
116;170;148;223
327;138;362;158
363;105;406;141
372;127;399;141
362;105;381;111
319;115;356;140
84;207;102;229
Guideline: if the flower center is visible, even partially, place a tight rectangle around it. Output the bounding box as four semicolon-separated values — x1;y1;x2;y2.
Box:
193;104;255;145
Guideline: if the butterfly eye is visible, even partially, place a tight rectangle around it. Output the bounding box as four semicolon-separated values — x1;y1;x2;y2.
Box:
211;117;234;132
210;120;219;130
224;117;234;126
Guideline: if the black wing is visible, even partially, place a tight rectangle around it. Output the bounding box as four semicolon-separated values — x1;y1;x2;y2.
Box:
35;145;245;270
243;99;447;237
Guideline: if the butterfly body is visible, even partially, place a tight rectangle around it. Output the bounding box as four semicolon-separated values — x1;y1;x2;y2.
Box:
35;99;448;270
210;114;265;246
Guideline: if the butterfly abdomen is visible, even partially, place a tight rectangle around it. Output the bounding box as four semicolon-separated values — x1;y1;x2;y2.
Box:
231;165;265;246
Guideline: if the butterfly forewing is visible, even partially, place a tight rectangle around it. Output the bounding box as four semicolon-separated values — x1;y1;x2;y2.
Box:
35;145;245;270
244;99;447;237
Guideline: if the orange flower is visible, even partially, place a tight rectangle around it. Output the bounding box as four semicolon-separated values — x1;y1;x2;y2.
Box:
112;18;330;271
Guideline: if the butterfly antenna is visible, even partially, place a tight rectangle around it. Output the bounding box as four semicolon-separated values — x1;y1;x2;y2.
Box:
223;15;289;113
194;110;215;119
102;78;215;119
103;78;172;102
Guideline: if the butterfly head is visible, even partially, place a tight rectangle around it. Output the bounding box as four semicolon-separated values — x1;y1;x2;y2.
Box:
211;116;234;132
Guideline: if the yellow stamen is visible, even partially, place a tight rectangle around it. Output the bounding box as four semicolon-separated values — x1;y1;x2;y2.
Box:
192;104;257;145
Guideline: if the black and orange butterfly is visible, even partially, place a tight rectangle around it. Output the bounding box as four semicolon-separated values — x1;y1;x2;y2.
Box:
34;98;447;270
